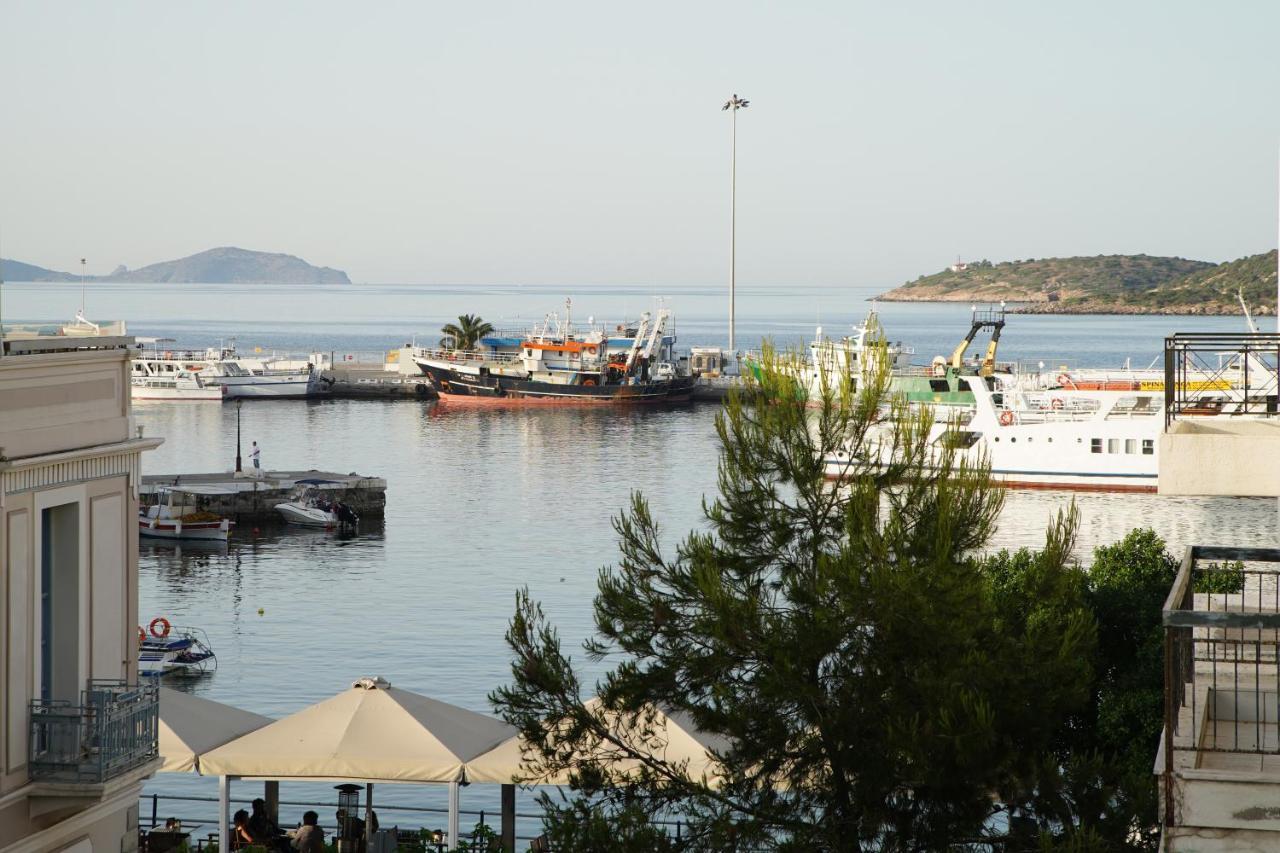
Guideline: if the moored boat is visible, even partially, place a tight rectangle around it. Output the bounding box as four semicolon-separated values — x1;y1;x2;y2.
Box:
139;488;234;540
414;301;694;405
274;481;360;528
138;618;217;677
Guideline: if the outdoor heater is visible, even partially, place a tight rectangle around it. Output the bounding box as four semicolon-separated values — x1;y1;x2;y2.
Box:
334;784;361;851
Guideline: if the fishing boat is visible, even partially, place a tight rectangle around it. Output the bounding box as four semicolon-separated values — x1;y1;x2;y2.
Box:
138;618;217;678
274;481;360;528
139;488;234;540
413;301;695;405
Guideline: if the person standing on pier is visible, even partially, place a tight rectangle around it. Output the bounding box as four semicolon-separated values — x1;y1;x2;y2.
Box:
251;441;261;470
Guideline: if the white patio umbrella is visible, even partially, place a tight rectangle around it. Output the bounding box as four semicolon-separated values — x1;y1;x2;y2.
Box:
466;698;729;788
199;677;514;851
158;687;272;774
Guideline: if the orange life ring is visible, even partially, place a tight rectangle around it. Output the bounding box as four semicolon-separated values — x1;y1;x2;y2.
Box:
138;626;146;645
1051;398;1064;410
585;345;598;355
582;378;597;386
1057;373;1072;387
999;410;1015;426
149;617;171;639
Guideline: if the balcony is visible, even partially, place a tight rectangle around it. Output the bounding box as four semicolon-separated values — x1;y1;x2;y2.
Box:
1159;546;1280;849
29;680;159;787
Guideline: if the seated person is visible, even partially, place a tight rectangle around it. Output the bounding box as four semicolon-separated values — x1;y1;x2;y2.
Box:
232;810;255;850
248;798;283;841
291;811;325;853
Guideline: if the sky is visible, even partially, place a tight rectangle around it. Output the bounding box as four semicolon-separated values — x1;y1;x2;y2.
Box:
1;1;1277;286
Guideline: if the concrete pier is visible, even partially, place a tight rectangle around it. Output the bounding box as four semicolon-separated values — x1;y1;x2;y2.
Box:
322;364;436;399
140;470;387;522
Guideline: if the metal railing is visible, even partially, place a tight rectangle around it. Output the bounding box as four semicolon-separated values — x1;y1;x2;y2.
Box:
30;679;159;784
1162;546;1280;824
1163;333;1280;427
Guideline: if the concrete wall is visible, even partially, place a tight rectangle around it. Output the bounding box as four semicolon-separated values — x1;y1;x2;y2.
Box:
0;349;131;460
1159;420;1280;496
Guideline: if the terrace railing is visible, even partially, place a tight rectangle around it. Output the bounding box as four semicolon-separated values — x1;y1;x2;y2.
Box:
1162;546;1280;825
1163;332;1280;427
29;679;160;785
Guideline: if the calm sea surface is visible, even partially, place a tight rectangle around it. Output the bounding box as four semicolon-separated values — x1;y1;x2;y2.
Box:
5;280;1278;836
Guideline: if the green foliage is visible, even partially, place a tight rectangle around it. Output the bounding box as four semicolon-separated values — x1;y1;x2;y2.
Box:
1194;560;1246;594
492;341;1098;850
1047;528;1177;850
440;314;496;350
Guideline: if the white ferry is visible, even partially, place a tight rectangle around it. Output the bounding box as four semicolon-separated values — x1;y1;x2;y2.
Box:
821;306;1269;492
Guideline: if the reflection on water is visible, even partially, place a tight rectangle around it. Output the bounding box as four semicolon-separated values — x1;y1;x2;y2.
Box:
137;397;1280;830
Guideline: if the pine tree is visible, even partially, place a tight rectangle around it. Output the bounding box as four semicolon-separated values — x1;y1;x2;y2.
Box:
492;340;1096;851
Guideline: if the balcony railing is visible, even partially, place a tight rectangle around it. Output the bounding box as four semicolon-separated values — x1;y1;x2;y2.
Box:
1162;546;1280;824
29;679;159;785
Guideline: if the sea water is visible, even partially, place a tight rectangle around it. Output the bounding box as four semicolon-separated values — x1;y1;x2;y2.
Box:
5;280;1274;840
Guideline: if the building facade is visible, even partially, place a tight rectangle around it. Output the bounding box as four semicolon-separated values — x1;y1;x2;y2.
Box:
0;328;162;853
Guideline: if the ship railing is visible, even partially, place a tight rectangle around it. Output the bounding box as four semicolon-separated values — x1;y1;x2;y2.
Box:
410;346;524;366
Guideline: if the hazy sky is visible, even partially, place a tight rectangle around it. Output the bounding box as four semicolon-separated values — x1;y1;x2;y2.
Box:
1;1;1277;286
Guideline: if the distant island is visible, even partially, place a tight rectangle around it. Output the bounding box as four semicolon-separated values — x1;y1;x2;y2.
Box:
0;246;351;285
876;251;1279;316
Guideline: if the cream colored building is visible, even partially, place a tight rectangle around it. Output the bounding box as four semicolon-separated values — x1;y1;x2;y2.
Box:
0;327;162;853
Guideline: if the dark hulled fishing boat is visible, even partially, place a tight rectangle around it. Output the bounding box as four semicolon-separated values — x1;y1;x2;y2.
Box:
414;302;694;405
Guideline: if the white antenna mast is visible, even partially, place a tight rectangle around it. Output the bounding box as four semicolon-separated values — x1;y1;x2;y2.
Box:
79;257;87;320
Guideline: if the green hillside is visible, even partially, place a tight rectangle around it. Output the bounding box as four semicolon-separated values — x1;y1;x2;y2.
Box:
877;255;1214;304
1120;250;1277;312
878;251;1278;315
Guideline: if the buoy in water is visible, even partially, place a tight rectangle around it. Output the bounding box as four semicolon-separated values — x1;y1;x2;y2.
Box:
257;608;265;616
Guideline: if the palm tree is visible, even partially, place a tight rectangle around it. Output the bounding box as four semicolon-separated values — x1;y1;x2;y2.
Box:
440;314;495;350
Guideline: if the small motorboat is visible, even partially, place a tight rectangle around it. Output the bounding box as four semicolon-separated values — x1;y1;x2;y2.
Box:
274;482;359;529
140;488;233;541
138;618;216;677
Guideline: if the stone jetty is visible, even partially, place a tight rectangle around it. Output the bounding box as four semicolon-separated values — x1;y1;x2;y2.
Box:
140;469;387;522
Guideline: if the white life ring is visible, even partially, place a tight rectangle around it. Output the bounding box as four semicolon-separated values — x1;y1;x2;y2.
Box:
999;410;1015;426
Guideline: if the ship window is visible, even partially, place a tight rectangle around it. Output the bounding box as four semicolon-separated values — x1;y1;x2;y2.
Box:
1142;439;1154;455
1125;439;1137;454
929;379;950;392
1108;438;1121;454
1091;438;1102;454
1010;437;1016;443
935;430;981;449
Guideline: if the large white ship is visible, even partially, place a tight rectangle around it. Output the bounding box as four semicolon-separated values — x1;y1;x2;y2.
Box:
821;307;1271;492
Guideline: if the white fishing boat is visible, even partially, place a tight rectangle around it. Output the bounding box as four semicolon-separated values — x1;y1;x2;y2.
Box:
139;488;234;540
138;619;217;677
274;481;360;528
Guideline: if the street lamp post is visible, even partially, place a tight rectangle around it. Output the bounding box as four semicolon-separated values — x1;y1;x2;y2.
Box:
235;399;243;473
722;94;749;354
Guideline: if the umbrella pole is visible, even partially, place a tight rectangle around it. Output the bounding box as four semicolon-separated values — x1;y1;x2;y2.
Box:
365;783;374;850
448;781;460;850
218;775;230;853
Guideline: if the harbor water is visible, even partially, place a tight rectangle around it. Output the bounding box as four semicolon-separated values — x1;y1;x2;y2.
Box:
6;280;1278;838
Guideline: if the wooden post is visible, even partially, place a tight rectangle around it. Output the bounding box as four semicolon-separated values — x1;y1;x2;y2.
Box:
500;784;516;852
264;780;280;825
